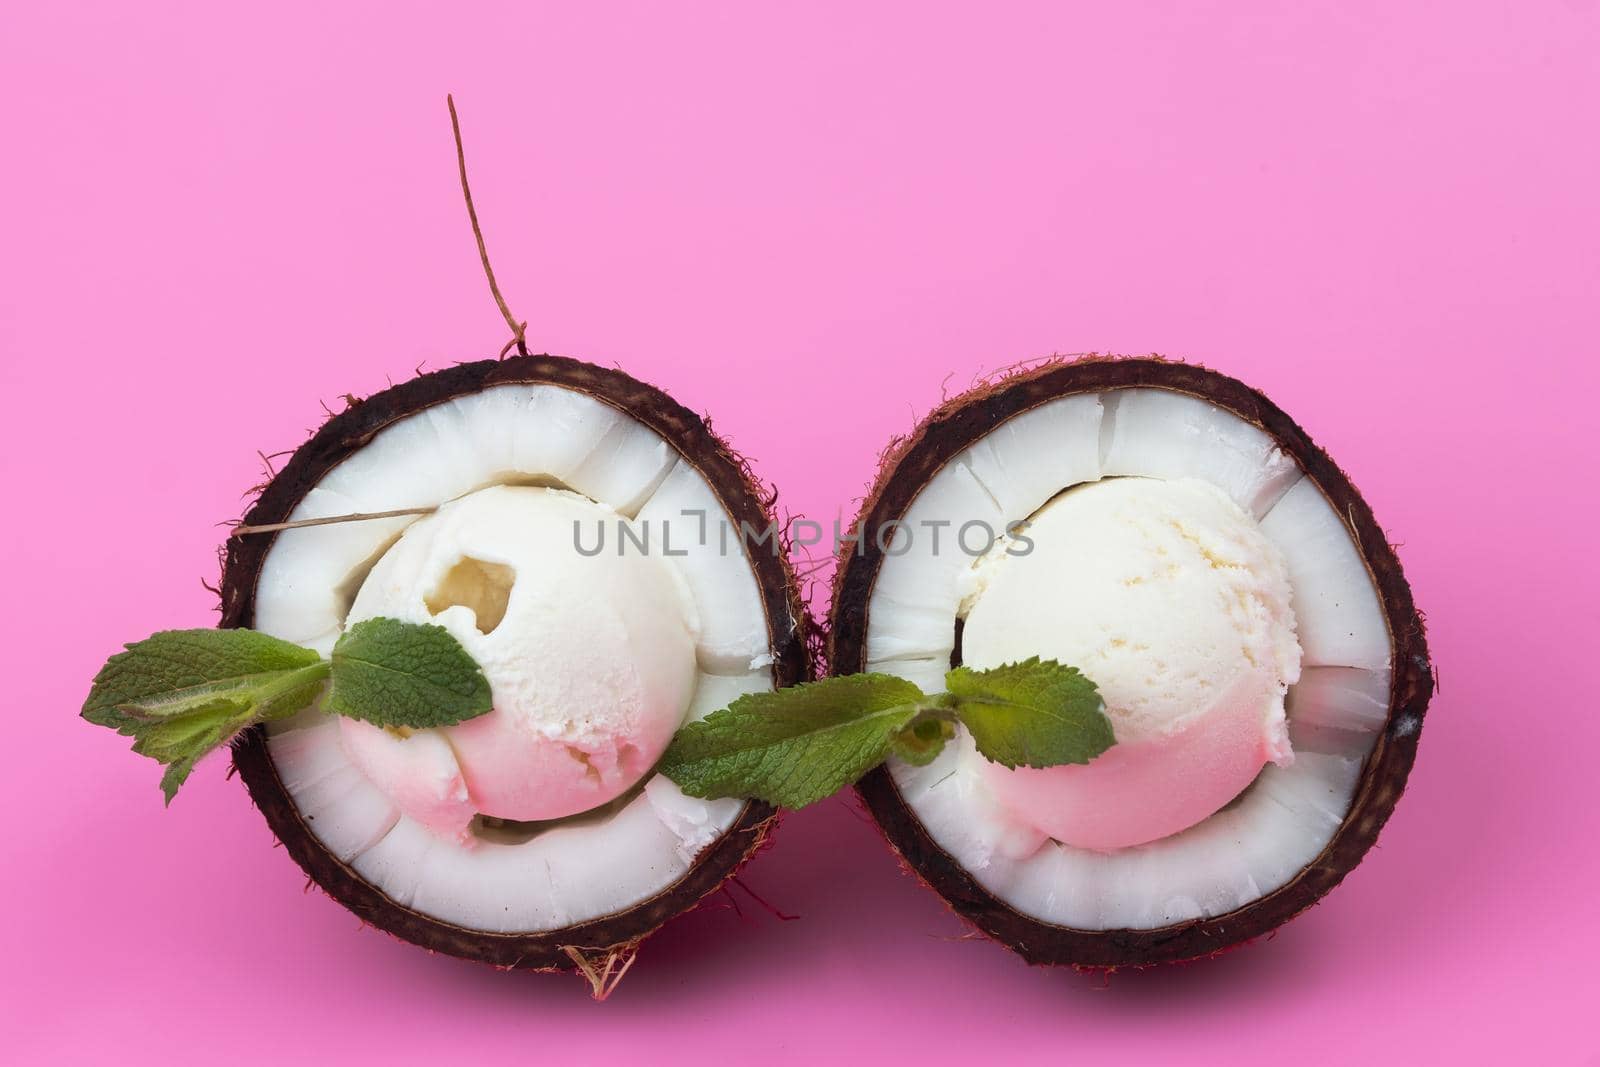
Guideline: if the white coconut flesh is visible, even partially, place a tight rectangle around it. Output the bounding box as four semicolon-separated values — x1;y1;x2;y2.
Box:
865;389;1392;931
253;384;773;934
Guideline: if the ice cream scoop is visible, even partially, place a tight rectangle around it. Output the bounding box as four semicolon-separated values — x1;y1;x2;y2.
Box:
338;484;699;840
960;476;1301;851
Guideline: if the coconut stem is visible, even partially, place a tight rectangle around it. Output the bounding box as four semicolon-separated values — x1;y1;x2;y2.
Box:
448;93;529;359
230;506;436;537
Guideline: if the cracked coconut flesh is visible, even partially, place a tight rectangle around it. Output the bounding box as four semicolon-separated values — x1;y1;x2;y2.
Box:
865;389;1393;930
252;384;775;933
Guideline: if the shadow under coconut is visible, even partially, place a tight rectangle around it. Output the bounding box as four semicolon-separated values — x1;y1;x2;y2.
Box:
349;769;1469;1012
357;790;939;1007
1043;925;1324;1013
597;793;958;1003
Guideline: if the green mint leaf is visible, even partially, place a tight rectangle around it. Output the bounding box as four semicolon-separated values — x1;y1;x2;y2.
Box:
944;656;1114;769
659;674;928;809
82;629;332;803
137;702;257;804
326;617;493;729
890;715;955;767
83;629;323;731
85;621;494;803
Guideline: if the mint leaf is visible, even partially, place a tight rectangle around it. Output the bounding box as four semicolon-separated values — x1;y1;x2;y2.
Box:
659;674;928;809
83;629;323;732
139;703;257;803
945;657;1113;768
326;618;493;729
82;629;332;803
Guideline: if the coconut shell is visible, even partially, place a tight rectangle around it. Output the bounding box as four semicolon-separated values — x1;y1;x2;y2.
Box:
223;354;808;971
828;355;1433;967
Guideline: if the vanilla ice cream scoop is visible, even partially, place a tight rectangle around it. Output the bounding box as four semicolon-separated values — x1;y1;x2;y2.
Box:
960;476;1301;850
338;484;699;840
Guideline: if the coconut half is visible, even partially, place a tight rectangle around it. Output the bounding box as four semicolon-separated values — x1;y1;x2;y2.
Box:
829;356;1433;967
223;355;807;971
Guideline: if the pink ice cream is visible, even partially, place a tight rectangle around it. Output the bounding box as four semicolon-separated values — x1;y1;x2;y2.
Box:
959;477;1300;851
335;486;698;841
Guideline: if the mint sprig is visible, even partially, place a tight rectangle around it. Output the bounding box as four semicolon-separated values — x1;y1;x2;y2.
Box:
658;657;1112;810
83;619;492;803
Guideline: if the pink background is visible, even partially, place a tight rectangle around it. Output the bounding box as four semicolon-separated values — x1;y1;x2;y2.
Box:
3;2;1597;1063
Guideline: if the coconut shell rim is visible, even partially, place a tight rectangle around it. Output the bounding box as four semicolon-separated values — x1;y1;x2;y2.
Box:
827;354;1434;968
223;353;808;971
